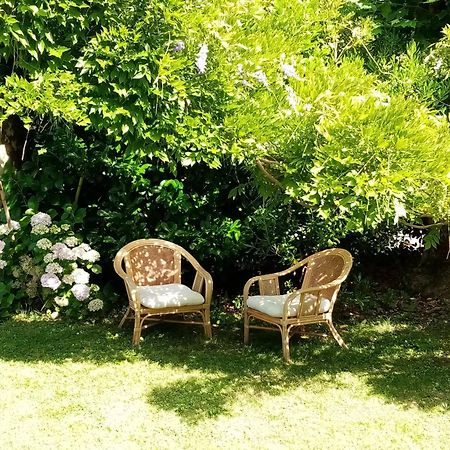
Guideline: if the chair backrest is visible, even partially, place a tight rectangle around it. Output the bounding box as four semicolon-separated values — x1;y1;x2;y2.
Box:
300;248;352;313
117;239;183;286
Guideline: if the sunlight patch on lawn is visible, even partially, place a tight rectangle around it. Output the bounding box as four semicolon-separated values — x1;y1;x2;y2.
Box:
0;317;449;449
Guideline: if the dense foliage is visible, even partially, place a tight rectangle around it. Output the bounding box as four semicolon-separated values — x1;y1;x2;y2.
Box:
0;207;103;318
0;0;448;314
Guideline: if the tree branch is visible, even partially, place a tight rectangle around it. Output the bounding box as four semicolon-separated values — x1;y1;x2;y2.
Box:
402;221;446;229
0;180;13;230
255;159;313;209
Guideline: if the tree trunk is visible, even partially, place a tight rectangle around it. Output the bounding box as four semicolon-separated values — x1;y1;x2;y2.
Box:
0;114;30;169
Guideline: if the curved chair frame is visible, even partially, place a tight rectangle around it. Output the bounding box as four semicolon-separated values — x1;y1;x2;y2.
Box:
114;239;213;345
243;248;353;362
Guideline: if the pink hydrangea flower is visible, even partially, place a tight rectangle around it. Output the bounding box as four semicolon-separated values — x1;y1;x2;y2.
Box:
71;284;90;301
41;273;61;290
51;243;75;260
31;212;52;227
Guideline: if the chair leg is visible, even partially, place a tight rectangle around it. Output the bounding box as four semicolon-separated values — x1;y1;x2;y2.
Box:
118;307;131;328
203;309;212;339
281;325;291;362
243;309;250;345
132;313;142;346
328;320;348;349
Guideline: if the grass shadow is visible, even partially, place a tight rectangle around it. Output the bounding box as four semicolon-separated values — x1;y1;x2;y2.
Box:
0;319;138;363
1;315;449;422
149;376;234;424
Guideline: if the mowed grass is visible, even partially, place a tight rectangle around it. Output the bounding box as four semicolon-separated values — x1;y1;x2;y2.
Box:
0;313;449;450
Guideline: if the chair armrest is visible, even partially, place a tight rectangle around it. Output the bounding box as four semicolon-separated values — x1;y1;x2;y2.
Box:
243;258;309;301
193;267;213;306
243;276;263;301
113;253;141;311
282;278;345;318
186;255;213;306
261;258;309;280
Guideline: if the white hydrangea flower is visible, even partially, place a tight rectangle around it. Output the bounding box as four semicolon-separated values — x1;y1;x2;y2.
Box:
64;236;79;248
72;246;85;259
45;262;64;274
62;249;75;260
31;224;50;235
71;283;90;301
31;212;52;227
51;243;65;253
82;249;100;263
19;254;32;266
87;298;103;312
196;43;208;74
0;221;20;235
62;274;75;285
0;240;5;253
54;296;69;307
37;238;52;250
44;253;56;263
0;259;7;269
41;273;61;290
71;268;90;284
51;243;75;260
61;224;70;232
50;225;61;234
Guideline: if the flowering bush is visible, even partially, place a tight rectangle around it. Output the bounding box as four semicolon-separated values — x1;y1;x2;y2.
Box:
0;209;104;319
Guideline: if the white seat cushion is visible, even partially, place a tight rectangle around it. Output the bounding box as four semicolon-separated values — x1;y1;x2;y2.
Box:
137;284;204;309
247;293;331;318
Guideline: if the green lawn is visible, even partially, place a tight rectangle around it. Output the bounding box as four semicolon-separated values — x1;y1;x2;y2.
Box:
0;313;449;449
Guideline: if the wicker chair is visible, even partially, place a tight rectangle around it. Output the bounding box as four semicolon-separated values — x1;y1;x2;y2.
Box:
243;248;353;362
114;239;213;345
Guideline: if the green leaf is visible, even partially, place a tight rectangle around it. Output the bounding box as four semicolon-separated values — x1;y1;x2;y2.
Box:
48;46;70;58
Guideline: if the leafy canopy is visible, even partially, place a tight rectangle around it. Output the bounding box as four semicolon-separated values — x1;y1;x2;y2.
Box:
0;0;448;238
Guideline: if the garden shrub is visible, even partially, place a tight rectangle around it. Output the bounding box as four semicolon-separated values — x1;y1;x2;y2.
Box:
0;206;104;318
1;0;448;238
0;0;448;315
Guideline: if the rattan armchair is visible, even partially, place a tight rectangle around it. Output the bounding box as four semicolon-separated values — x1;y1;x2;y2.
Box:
243;248;353;362
114;239;213;345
